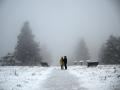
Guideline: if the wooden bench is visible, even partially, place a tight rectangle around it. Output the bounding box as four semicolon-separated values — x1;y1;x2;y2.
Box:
87;61;99;67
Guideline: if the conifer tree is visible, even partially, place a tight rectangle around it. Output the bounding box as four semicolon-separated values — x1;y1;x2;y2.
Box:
76;39;90;64
99;35;120;64
14;22;41;65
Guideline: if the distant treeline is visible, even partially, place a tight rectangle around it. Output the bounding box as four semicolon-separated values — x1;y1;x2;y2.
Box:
0;21;120;66
74;35;120;65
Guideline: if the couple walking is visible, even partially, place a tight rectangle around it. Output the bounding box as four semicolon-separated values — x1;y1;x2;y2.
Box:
60;56;67;70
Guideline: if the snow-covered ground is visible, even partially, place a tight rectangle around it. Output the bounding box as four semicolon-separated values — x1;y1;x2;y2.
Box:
0;65;120;90
69;65;120;90
0;66;53;90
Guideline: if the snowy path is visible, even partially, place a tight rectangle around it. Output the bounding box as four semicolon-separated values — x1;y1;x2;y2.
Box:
41;67;86;90
0;66;119;90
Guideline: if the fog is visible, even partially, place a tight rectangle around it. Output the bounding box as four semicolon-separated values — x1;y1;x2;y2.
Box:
0;0;120;65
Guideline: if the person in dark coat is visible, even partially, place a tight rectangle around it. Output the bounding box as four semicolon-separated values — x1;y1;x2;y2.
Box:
63;56;67;70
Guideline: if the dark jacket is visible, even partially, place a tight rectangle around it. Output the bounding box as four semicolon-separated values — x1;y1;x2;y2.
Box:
63;57;67;64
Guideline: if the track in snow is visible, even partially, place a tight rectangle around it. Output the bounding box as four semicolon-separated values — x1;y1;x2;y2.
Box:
41;67;87;90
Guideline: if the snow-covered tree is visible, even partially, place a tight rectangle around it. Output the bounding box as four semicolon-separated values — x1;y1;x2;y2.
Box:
14;21;42;65
75;39;90;64
99;35;120;64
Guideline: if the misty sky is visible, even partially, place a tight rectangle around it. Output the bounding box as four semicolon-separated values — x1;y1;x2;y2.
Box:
0;0;120;65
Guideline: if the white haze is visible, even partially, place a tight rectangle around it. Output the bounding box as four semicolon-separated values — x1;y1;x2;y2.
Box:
0;0;120;65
